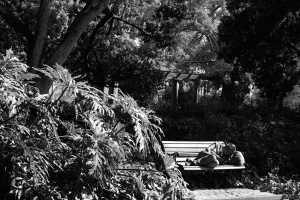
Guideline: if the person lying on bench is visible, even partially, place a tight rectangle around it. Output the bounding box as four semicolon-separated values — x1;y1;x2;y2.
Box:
185;142;236;168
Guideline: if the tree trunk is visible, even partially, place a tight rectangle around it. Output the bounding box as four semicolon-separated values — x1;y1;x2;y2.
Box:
38;0;110;94
28;0;52;69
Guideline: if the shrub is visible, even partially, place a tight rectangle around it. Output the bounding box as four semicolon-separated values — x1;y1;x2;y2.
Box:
0;54;190;200
242;170;300;199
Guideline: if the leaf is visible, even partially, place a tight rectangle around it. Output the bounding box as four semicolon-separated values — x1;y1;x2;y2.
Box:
132;174;145;194
163;155;177;171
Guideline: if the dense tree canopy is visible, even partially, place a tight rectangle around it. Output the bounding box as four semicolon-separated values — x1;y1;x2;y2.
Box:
218;0;300;108
152;0;227;74
0;0;231;103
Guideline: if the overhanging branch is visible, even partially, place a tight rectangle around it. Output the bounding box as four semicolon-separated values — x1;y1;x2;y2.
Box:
113;16;156;38
72;7;113;67
85;7;113;57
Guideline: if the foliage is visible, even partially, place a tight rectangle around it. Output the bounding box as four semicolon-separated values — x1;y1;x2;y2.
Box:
0;55;189;200
69;33;165;106
0;20;25;57
259;173;300;199
125;156;191;200
0;0;237;111
155;96;300;196
152;0;227;73
65;0;228;105
0;0;230;97
88;159;192;200
242;170;300;199
218;0;300;107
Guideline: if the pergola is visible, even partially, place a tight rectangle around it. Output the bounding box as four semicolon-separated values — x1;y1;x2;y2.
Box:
102;71;218;107
163;71;217;109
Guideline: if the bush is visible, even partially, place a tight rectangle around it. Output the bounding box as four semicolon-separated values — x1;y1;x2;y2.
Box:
0;55;190;200
242;170;300;199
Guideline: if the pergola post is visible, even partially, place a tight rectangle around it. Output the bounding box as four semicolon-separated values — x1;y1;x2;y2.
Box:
171;79;179;109
108;82;119;104
193;80;199;104
204;80;207;95
113;82;119;97
103;86;109;103
108;86;114;104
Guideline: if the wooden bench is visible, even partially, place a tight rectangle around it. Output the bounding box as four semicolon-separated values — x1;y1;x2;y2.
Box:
163;141;245;171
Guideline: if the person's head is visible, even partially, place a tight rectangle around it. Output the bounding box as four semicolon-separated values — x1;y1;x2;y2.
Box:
223;143;236;155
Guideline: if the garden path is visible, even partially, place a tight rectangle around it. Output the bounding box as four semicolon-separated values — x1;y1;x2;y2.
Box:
190;188;283;200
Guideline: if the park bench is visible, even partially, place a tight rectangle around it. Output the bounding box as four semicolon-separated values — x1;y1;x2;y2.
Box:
162;141;245;171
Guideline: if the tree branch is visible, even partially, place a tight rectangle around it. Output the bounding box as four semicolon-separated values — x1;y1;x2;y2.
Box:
0;3;34;42
106;18;114;35
46;0;110;67
113;16;156;38
71;7;113;67
84;7;113;59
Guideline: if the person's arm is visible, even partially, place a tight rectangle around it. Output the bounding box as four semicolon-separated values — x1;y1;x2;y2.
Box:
206;143;230;163
205;143;222;160
205;143;217;153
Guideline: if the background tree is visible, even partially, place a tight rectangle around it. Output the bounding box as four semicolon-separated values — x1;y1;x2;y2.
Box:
150;0;227;74
218;0;300;109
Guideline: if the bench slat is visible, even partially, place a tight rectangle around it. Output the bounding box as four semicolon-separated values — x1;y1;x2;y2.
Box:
164;147;208;152
164;144;214;148
176;157;197;161
163;141;221;144
179;165;245;171
163;141;225;149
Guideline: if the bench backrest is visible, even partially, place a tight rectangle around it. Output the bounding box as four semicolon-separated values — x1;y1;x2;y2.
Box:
162;141;225;162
